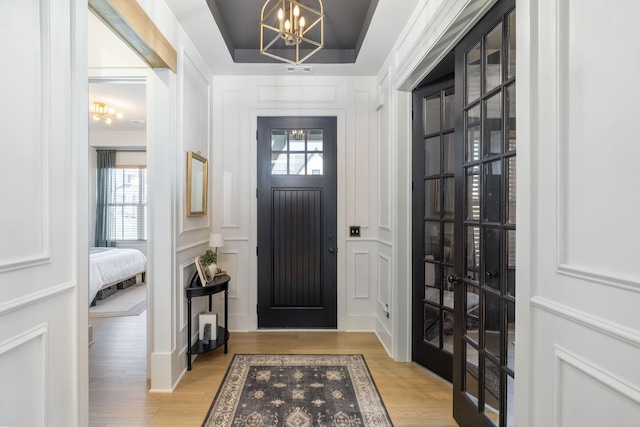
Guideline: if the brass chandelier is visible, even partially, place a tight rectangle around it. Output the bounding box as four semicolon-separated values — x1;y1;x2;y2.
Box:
260;0;324;65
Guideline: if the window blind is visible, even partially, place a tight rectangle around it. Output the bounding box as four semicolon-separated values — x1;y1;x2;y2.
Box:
107;167;147;241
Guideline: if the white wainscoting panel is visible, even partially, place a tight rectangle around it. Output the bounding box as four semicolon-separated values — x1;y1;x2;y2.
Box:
353;250;370;299
556;0;640;285
221;250;239;299
0;324;47;427
222;92;239;228
0;0;50;271
180;49;211;234
377;76;391;231
354;91;370;229
377;254;391;310
554;347;640;427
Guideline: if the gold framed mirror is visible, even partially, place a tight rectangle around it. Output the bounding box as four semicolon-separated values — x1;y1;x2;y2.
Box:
187;151;208;216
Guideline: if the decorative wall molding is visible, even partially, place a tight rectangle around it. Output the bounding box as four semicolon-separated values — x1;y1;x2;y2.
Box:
353;251;370;299
354;91;370;228
553;346;640;426
222;92;239;228
531;296;640;348
0;323;48;427
176;239;208;253
557;264;640;293
377;254;391;309
221;250;239;299
257;85;336;103
0;282;74;318
178;260;196;331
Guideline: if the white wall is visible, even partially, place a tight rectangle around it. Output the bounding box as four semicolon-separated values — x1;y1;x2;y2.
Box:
211;75;382;334
0;0;88;425
517;0;640;425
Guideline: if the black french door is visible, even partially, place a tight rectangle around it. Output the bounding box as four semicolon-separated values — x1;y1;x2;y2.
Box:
257;117;338;328
412;76;457;382
412;1;516;426
452;1;516;426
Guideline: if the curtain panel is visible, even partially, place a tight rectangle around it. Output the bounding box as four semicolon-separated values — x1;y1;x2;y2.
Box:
95;149;116;247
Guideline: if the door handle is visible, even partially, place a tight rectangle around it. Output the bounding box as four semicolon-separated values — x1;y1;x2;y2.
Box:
447;274;461;284
328;246;337;254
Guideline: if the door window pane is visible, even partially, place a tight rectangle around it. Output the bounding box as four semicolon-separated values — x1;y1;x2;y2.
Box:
443;133;455;174
507;156;516;224
443;177;455;219
444;88;455;129
424;303;441;347
484;292;501;356
483;228;501;291
444;222;454;264
271;130;287;151
466;226;481;274
464;341;480;402
485;22;503;92
425;179;440;218
424;258;442;289
466;165;480;221
506;84;516;151
484;357;501;424
307;129;323;151
484;92;503;157
271;153;288;175
289;153;306;174
483;160;502;223
506;230;516;297
424;221;441;260
506;374;515;426
466;41;481;103
507;10;516;79
289;130;306;151
506;301;515;372
307;153;323;175
425;136;440;176
424;94;441;135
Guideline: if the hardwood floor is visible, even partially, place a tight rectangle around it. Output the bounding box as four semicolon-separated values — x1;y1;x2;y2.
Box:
89;312;458;426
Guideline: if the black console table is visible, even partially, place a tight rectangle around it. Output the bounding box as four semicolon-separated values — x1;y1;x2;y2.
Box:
186;273;230;371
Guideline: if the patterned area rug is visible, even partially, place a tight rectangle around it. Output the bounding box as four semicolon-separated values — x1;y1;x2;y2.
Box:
202;354;393;427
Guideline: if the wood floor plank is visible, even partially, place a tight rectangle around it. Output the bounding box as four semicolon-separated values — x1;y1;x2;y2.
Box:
89;314;458;426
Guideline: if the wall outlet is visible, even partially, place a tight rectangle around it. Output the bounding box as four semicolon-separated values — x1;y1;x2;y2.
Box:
349;226;361;237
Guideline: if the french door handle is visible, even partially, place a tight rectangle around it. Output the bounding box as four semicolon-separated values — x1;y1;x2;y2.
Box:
328;246;337;254
447;274;461;284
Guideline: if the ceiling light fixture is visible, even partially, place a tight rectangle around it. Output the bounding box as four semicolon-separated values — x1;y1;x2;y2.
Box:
91;101;123;124
260;0;324;65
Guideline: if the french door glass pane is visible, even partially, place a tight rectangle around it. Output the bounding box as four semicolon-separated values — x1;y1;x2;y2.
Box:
483;228;501;291
506;301;516;371
507;374;515;426
506;84;516;151
484;92;503;157
483;160;502;223
424;221;441;259
425;136;441;176
425;260;442;290
507;156;516;224
444;222;454;264
484;292;501;356
425;179;440;217
443;177;455;219
466;226;481;273
507;10;516;79
424;303;441;346
425;94;441;135
466;41;481;104
485;22;503;92
289;133;305;151
484;357;501;423
506;229;516;297
444;88;455;129
466;166;480;221
444;133;455;173
465;341;480;400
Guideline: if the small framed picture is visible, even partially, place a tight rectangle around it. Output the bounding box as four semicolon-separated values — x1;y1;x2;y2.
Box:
195;256;213;285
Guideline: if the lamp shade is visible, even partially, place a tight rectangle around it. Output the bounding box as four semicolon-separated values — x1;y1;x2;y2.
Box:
209;233;224;248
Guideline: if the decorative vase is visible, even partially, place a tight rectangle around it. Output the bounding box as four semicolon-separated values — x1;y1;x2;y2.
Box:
208;263;217;277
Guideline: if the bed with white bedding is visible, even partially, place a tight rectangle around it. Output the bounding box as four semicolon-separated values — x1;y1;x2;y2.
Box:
89;247;147;304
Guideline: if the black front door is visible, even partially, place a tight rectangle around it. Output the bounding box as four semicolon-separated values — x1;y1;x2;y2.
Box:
257;117;337;328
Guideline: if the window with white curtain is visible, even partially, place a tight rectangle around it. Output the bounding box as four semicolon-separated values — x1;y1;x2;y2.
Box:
108;167;147;241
